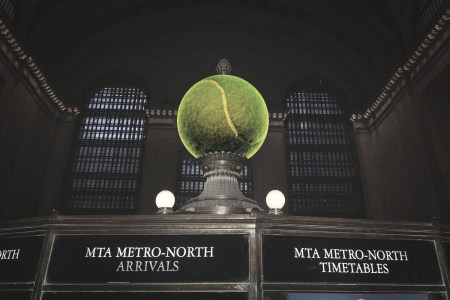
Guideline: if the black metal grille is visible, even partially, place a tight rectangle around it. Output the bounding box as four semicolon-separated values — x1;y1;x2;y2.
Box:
62;87;148;213
175;151;254;209
416;0;444;34
285;85;364;217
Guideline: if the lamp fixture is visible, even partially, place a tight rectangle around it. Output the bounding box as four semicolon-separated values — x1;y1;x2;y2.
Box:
155;190;175;214
266;190;285;215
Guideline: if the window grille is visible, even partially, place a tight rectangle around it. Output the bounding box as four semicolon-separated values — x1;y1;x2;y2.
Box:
62;87;148;213
285;82;364;218
175;151;254;209
0;0;14;21
416;0;444;35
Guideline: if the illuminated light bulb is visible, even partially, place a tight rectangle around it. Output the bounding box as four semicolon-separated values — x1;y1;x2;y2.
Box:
266;190;285;215
155;190;175;214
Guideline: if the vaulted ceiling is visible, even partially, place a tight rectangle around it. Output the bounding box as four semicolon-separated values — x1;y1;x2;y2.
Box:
11;0;417;113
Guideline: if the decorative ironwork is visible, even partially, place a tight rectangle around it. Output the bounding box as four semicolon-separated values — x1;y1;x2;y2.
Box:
175;151;254;210
215;58;232;75
62;86;148;213
285;83;364;217
180;152;260;214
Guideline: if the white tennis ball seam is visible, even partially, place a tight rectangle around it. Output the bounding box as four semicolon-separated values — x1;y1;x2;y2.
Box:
204;79;260;146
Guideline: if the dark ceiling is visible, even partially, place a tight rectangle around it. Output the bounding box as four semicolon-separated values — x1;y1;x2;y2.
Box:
11;0;417;113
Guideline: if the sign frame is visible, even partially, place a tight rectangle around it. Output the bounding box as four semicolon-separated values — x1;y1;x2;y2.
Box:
259;229;446;294
45;232;251;285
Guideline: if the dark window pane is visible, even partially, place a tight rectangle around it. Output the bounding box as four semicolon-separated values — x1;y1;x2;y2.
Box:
284;82;364;218
264;292;441;300
43;292;248;300
62;87;148;213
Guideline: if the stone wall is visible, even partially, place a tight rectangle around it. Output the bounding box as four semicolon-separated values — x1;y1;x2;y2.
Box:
0;48;75;219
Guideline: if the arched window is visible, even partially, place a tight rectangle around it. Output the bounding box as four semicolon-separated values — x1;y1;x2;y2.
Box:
175;150;254;210
284;81;364;218
62;86;148;213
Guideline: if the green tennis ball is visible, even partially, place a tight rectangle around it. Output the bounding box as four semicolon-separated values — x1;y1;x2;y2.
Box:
177;74;269;158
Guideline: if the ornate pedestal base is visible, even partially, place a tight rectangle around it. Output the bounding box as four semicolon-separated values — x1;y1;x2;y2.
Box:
181;152;262;214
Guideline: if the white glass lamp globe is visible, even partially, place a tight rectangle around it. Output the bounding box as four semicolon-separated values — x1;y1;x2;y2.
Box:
155;190;175;214
266;190;285;215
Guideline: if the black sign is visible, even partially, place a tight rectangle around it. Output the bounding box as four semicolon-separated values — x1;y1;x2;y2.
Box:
0;291;32;300
0;235;44;283
263;235;442;284
43;292;248;300
47;234;249;283
444;242;450;271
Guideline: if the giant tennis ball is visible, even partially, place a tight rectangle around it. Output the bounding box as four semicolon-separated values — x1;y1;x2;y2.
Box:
177;74;269;158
